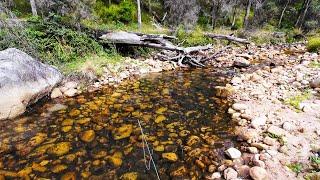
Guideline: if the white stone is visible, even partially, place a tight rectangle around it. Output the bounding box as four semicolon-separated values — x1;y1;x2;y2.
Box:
64;81;78;89
248;147;259;154
64;88;78;97
226;147;242;159
0;48;62;120
232;103;248;111
51;88;63;99
234;57;250;68
267;126;287;137
251;115;267;129
211;172;221;179
282;122;295;131
249;166;268;180
224;168;238;180
47;104;67;112
263;137;276;146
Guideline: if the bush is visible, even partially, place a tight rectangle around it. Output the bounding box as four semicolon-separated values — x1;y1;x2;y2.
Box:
307;37;320;52
95;0;136;24
24;16;103;65
176;26;213;46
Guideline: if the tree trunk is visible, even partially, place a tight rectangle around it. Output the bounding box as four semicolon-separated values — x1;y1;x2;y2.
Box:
278;0;290;27
243;0;252;29
30;0;37;16
137;0;142;30
148;0;152;13
295;0;311;28
231;5;237;28
298;0;312;29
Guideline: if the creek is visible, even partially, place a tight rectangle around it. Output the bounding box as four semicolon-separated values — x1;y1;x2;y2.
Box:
0;68;237;179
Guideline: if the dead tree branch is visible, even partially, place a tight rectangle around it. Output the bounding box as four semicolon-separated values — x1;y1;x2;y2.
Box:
204;33;251;45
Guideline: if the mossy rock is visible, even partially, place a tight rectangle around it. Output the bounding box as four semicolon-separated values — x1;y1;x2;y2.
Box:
112;124;133;140
47;142;71;156
307;37;320;52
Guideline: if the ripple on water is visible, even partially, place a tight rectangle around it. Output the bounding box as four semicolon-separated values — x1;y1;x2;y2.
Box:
0;68;237;179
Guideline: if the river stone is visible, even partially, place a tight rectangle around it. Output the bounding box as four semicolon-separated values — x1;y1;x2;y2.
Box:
267;126;287;137
249;166;268;180
251;115;267;129
64;88;78;97
238;165;250;178
232;103;248;111
225;148;242;159
51;88;63;99
263;137;276;146
80;130;95;143
224;168;238;180
310;78;320;88
237;128;258;141
48;104;67;112
0;48;63;120
211;172;221;179
282;122;295;131
234;57;250;68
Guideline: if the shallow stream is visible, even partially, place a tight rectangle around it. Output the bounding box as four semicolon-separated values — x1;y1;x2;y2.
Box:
0;68;236;179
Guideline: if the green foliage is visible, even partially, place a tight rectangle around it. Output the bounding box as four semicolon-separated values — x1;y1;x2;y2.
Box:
176;26;213;46
284;91;312;110
95;0;136;24
24;16;103;65
307;37;320;52
310;156;320;165
61;49;123;75
287;163;303;173
310;61;320;68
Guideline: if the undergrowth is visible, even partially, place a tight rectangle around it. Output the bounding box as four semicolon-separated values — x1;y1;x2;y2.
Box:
284;91;312;111
287;163;303;174
307;37;320;52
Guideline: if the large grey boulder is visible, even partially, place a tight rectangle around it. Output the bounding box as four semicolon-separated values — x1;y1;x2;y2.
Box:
0;48;63;120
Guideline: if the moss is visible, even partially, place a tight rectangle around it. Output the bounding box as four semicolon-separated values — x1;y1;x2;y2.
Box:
307;37;320;52
310;61;320;68
284;91;311;111
287;163;303;173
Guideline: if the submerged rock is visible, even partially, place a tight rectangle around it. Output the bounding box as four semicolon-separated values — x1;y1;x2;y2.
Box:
80;130;96;143
120;172;138;180
113;124;133;140
0;48;63;120
47;142;71;156
162;153;178;162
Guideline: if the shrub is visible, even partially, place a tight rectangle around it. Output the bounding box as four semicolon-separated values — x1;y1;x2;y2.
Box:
24;16;103;65
307;37;320;52
176;26;213;46
95;0;136;24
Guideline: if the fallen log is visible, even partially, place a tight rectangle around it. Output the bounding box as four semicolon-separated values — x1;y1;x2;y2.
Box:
204;33;251;45
99;31;214;67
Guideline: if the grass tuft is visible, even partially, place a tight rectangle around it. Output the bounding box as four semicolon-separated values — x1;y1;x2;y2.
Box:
284;91;312;111
307;37;320;52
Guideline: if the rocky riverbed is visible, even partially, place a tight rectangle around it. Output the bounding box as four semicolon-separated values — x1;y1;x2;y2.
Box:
211;43;320;179
0;43;319;179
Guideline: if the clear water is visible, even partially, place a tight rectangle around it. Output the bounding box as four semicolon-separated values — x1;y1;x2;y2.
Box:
0;68;236;179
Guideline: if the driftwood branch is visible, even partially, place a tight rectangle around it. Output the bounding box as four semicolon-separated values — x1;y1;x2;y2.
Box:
204;33;251;45
99;31;214;67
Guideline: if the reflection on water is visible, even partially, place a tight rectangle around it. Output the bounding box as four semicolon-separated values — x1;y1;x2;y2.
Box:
0;68;236;179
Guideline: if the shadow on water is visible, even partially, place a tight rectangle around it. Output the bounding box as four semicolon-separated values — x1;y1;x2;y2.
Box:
0;67;237;179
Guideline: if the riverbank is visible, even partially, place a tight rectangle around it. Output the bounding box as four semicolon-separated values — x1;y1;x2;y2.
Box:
216;43;320;179
51;42;320;179
51;55;178;99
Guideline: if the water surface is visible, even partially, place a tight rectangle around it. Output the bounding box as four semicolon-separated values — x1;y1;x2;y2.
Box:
0;68;236;179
